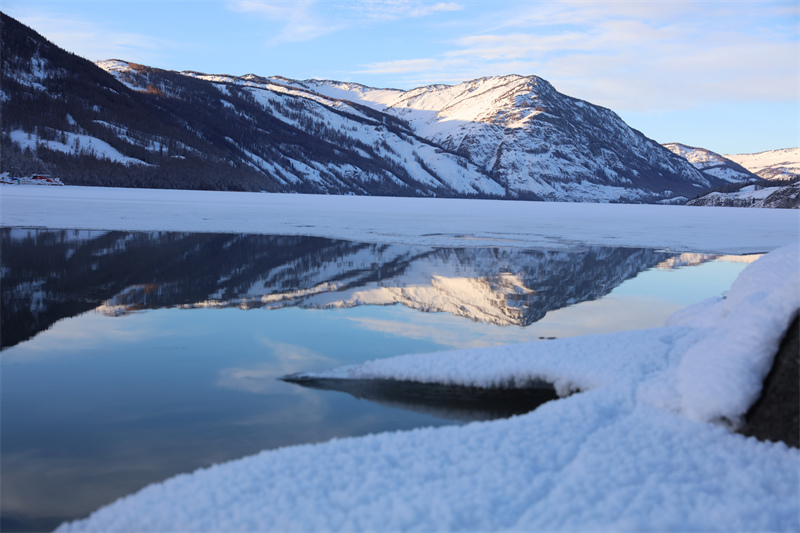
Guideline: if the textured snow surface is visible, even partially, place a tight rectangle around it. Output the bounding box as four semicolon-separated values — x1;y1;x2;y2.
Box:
669;244;800;423
2;186;798;254
56;244;800;532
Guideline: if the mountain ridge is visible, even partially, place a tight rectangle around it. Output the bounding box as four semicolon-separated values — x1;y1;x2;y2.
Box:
724;147;800;181
1;11;743;203
663;142;761;183
182;68;719;201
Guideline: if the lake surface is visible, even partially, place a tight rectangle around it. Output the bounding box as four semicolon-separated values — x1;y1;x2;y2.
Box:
0;229;754;532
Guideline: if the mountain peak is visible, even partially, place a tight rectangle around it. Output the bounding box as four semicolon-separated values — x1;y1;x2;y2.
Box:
3;12;731;203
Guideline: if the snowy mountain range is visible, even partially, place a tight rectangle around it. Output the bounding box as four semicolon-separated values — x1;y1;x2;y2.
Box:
1;12;741;203
661;144;800;208
725;147;800;181
2;228;690;350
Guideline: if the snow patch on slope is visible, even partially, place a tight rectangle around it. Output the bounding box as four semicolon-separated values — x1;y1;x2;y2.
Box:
8;130;149;166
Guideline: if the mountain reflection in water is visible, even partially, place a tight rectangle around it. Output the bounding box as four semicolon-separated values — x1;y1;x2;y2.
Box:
1;228;746;533
1;228;702;350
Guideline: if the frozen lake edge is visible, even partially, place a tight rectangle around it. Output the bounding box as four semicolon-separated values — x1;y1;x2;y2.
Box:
2;185;798;253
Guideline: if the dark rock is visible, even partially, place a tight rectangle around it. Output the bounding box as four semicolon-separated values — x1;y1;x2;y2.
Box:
739;313;799;448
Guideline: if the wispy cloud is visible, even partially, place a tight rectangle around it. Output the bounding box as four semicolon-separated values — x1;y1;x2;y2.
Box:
217;337;335;394
12;13;181;64
355;1;463;20
229;0;344;45
229;0;462;45
360;57;462;74
357;1;799;111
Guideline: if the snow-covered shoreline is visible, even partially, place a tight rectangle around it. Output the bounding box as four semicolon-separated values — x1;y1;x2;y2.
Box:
55;243;799;532
2;185;799;253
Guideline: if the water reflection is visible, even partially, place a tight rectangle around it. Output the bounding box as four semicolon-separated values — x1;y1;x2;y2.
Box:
1;228;703;350
0;228;748;532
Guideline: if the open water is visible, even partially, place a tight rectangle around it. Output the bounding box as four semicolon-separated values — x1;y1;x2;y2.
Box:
0;228;753;531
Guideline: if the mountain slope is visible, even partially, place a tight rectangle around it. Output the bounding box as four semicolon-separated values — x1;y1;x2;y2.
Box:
2;12;725;202
1;12;498;196
0;12;282;191
191;72;717;202
724;148;800;181
663;142;760;183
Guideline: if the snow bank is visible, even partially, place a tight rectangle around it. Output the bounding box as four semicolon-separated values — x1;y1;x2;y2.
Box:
56;244;800;532
670;244;800;424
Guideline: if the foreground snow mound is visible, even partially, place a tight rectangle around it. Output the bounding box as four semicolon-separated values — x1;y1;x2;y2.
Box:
670;243;800;424
57;244;800;532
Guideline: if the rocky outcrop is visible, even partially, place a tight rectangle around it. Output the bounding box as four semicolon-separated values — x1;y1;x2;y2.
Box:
739;314;799;448
687;182;800;209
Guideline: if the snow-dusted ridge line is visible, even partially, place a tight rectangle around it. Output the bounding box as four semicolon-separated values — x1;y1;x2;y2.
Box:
4;13;768;203
92;59;721;202
725;147;800;181
663;142;757;183
55;244;800;532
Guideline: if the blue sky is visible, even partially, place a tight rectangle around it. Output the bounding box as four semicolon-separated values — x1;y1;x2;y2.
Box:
3;0;798;155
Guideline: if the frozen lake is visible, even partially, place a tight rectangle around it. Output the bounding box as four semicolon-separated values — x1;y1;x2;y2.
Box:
1;187;797;531
0;227;757;531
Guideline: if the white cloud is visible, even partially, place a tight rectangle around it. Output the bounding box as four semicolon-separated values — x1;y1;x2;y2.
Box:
229;0;344;45
356;1;463;20
356;1;799;112
217;337;336;394
229;0;462;45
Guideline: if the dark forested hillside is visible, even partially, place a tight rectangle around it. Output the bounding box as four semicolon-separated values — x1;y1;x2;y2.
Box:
1;12;500;196
0;13;284;190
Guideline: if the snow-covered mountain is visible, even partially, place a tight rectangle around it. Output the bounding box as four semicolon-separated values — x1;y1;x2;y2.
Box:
182;71;717;202
2;228;679;349
664;143;799;208
724;147;800;181
663;143;759;183
1;12;727;203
